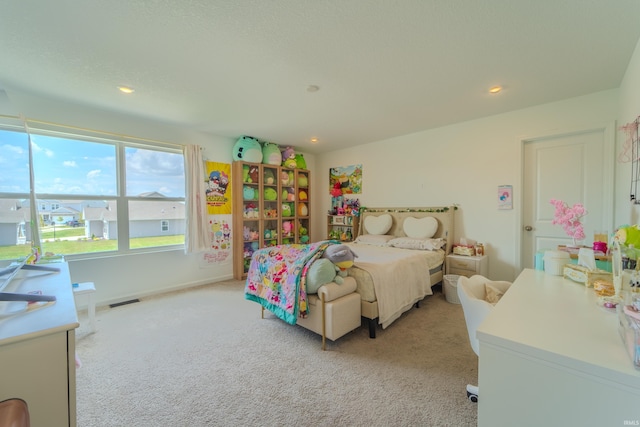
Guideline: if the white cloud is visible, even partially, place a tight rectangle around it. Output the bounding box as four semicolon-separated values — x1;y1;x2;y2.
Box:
87;169;101;179
63;160;77;167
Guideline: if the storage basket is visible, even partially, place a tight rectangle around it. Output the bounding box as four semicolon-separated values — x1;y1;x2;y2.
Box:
443;274;461;304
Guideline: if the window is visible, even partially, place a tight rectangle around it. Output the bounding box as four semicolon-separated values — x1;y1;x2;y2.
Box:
0;121;186;260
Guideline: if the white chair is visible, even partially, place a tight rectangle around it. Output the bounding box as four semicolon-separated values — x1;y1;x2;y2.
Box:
457;274;511;402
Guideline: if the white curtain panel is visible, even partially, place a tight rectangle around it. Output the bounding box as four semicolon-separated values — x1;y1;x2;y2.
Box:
184;144;212;254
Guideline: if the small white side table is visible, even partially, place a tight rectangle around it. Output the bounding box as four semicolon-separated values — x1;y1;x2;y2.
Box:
72;282;96;333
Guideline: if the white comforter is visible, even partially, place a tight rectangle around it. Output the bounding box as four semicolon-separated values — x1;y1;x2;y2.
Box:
346;244;444;328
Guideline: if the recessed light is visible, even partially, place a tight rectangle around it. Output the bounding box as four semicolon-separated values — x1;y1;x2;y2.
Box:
118;86;135;94
310;138;318;144
307;85;320;93
489;86;502;94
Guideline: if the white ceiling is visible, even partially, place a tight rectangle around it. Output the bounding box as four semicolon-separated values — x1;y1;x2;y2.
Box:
1;1;639;154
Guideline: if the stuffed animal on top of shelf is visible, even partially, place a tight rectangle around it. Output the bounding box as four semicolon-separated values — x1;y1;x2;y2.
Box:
295;154;307;169
262;142;282;165
233;136;263;163
281;146;297;168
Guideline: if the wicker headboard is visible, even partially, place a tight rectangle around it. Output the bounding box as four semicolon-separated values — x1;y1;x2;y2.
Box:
357;206;456;254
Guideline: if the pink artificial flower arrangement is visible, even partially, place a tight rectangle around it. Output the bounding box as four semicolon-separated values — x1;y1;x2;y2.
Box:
550;199;587;243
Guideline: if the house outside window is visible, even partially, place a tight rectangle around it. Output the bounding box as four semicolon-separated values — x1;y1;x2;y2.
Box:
0;121;186;260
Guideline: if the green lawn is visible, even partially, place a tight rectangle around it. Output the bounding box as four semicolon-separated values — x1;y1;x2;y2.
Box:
0;233;185;260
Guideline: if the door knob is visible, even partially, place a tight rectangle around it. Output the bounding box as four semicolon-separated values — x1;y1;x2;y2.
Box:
524;226;533;231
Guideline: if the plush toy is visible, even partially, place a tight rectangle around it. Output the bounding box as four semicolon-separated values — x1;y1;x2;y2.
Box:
298;174;308;187
243;202;257;219
306;259;339;293
262;142;282;165
615;225;639;244
295;154;307;169
281;146;297;168
243;226;250;240
249;230;259;240
282;221;293;237
233;136;263;163
322;244;358;284
247;165;259;183
281;170;291;186
298;190;308;201
243;164;250;183
243;243;253;258
285;187;295;201
282;203;292;217
264;187;277;201
264;229;272;240
299;224;309;243
243;186;255;200
307;244;358;292
264;169;275;185
298;202;308;216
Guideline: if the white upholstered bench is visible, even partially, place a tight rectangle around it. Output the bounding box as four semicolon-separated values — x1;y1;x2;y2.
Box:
296;276;361;350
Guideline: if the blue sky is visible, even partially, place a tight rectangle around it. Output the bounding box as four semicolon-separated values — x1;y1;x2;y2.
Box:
0;129;184;197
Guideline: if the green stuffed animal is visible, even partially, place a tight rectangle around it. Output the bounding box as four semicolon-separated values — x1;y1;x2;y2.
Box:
243;165;250;183
322;244;358;284
264;169;275;185
282;203;292;217
295;154;307;169
264;187;277;201
306;259;339;293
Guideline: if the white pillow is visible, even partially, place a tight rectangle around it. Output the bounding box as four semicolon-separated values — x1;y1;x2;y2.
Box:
388;237;446;250
354;234;395;246
364;214;393;235
403;216;438;239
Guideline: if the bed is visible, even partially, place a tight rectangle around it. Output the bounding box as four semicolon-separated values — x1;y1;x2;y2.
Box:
346;206;455;338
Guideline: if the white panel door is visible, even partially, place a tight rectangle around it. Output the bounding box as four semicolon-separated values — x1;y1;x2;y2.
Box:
522;127;613;269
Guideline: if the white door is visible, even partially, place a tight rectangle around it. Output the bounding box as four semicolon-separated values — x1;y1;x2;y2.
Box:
521;126;614;269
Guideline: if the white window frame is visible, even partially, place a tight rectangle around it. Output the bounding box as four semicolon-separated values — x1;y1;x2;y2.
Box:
0;119;186;260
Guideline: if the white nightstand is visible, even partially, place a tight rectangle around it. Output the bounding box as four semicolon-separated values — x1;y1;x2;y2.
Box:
446;254;488;277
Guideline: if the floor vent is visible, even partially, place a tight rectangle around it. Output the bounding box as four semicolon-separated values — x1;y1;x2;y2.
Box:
109;299;140;308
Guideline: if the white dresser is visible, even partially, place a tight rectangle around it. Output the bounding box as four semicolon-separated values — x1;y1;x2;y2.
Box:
477;268;640;426
0;262;78;427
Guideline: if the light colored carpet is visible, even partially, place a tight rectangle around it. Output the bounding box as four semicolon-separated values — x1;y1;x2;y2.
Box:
75;280;478;426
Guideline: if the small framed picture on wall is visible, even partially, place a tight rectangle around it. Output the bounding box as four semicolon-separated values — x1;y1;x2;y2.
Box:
498;185;513;210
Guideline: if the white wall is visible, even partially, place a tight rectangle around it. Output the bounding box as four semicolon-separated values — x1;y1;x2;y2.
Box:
315;90;619;281
617;36;640;226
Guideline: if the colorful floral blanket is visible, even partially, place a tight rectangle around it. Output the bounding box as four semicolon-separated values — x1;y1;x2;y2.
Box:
244;241;334;325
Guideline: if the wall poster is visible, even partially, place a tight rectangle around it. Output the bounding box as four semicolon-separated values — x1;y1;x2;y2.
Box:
201;161;232;266
329;164;362;195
